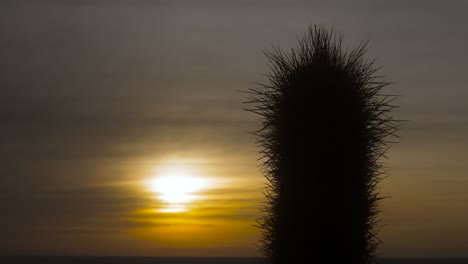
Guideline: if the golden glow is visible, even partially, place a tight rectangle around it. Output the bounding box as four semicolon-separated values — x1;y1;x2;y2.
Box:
132;158;263;248
145;164;209;213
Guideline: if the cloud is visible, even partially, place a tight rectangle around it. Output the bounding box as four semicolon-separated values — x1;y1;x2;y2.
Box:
2;0;468;257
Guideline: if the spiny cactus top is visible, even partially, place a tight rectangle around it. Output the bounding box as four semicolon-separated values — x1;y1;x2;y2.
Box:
245;26;398;264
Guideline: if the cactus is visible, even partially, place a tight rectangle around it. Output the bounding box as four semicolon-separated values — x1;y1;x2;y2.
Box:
245;26;398;264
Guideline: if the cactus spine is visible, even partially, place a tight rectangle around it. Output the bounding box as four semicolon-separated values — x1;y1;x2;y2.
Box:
245;26;398;264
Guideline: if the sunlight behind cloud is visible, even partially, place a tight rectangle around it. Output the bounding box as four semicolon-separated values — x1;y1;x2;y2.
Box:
131;158;263;247
144;162;210;213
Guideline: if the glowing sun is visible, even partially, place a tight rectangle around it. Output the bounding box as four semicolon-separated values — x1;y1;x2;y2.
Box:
146;165;208;213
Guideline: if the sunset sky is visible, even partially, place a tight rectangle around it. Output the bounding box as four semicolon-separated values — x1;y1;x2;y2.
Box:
1;0;468;258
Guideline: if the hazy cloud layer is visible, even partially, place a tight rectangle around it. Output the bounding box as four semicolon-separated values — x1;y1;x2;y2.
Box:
1;0;468;257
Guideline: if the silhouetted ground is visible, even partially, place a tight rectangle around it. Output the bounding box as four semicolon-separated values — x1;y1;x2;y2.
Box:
1;257;467;264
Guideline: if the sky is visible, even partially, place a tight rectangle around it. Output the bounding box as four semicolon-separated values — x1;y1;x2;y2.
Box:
1;0;468;258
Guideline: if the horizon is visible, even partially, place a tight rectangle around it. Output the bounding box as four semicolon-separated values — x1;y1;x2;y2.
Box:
3;257;468;264
3;256;468;259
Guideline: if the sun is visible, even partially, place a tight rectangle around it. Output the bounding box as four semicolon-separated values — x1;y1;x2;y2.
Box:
146;165;208;213
149;175;206;204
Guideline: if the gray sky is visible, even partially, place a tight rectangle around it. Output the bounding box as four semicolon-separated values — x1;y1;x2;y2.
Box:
1;0;468;257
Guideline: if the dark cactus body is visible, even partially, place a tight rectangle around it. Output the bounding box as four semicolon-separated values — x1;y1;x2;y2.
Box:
246;26;398;264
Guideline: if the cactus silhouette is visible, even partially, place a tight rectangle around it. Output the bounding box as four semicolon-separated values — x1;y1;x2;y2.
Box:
245;26;398;264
